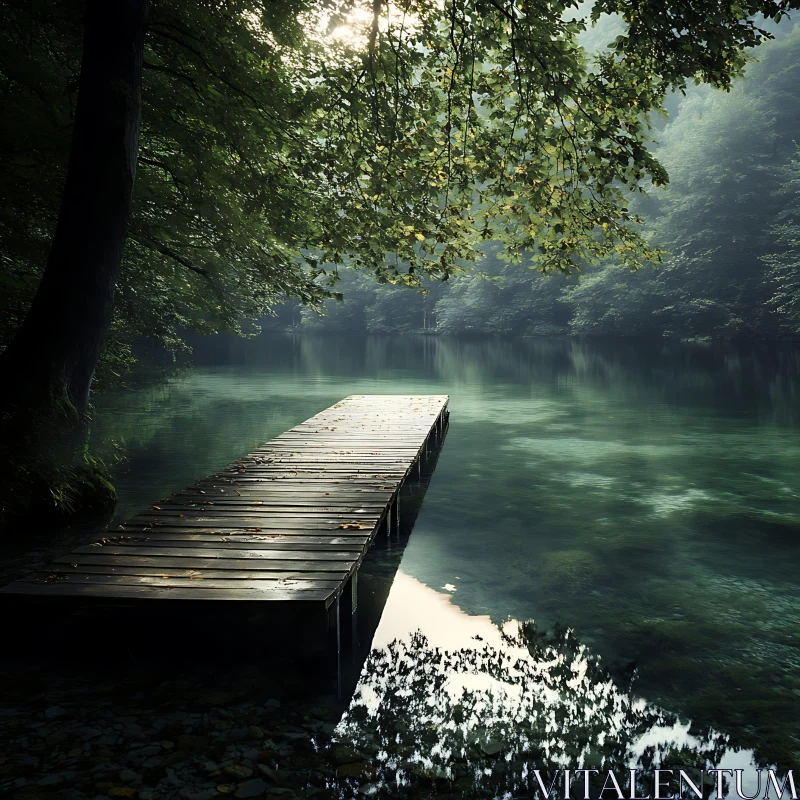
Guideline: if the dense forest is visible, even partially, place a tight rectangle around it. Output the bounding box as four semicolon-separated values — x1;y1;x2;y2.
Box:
277;20;800;340
3;2;799;405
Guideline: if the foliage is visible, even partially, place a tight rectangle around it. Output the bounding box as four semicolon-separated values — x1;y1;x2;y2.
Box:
0;399;116;531
433;245;576;335
569;25;800;339
2;0;799;382
0;0;333;369
294;23;800;340
763;152;800;328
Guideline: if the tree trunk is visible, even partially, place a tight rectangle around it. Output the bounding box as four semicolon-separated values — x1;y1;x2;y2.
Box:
0;0;149;414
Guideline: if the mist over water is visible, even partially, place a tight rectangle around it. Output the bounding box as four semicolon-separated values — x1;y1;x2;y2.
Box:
92;334;800;775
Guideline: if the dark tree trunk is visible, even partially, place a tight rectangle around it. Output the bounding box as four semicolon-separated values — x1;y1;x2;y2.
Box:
0;0;149;414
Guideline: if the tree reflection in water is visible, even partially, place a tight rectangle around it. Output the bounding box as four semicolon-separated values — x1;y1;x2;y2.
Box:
327;576;744;799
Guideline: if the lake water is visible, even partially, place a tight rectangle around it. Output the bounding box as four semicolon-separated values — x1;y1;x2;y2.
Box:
91;334;800;793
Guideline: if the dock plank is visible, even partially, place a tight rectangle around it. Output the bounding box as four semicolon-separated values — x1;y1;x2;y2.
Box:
1;395;448;607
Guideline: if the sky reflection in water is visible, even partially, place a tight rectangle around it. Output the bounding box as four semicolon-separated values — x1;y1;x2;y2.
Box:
334;572;770;799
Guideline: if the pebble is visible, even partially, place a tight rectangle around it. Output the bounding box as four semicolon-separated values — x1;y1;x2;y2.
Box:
224;764;253;780
44;706;65;720
336;761;370;779
180;789;218;800
235;778;267;798
37;773;64;786
331;744;362;765
177;734;209;751
225;727;250;742
257;764;288;783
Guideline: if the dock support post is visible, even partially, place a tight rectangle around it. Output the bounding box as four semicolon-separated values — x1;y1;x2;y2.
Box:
334;596;342;699
392;494;400;539
336;570;358;665
350;569;359;653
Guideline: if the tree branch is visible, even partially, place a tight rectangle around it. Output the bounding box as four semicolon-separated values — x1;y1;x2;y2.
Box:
133;233;210;277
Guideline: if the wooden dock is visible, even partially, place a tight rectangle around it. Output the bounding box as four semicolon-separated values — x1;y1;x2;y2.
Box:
0;396;449;617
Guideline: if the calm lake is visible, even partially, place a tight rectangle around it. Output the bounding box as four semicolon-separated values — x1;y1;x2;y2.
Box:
91;334;800;789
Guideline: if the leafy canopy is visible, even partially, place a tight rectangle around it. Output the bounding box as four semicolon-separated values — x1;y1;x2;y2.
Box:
0;0;796;363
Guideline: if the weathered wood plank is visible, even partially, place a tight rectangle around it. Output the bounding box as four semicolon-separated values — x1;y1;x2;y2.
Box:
103;533;369;546
112;530;372;542
33;566;350;580
51;554;353;572
71;545;358;560
85;539;369;552
122;517;377;531
130;510;381;521
149;504;386;512
27;574;342;590
3;582;335;602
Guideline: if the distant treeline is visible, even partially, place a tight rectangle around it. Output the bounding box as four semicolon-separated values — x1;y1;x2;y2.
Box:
268;24;800;341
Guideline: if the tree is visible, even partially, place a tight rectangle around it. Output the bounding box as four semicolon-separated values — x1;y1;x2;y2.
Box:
0;0;796;521
763;150;800;328
1;0;149;413
568;25;800;339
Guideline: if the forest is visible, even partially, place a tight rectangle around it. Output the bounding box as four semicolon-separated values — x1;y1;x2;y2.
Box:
3;1;799;407
2;2;800;800
275;20;800;339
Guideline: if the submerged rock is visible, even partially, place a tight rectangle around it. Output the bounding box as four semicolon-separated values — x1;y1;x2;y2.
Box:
235;777;267;798
331;744;362;765
224;764;254;780
336;761;370;780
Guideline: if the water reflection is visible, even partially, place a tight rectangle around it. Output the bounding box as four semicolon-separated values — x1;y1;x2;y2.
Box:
85;334;800;773
333;574;767;799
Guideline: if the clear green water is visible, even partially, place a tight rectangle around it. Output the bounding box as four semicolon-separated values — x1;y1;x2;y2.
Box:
92;334;800;784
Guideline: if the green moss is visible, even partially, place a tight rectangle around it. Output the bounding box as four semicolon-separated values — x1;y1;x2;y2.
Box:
0;399;117;534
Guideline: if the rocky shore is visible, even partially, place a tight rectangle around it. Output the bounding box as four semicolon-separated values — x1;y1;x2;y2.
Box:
0;655;386;800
